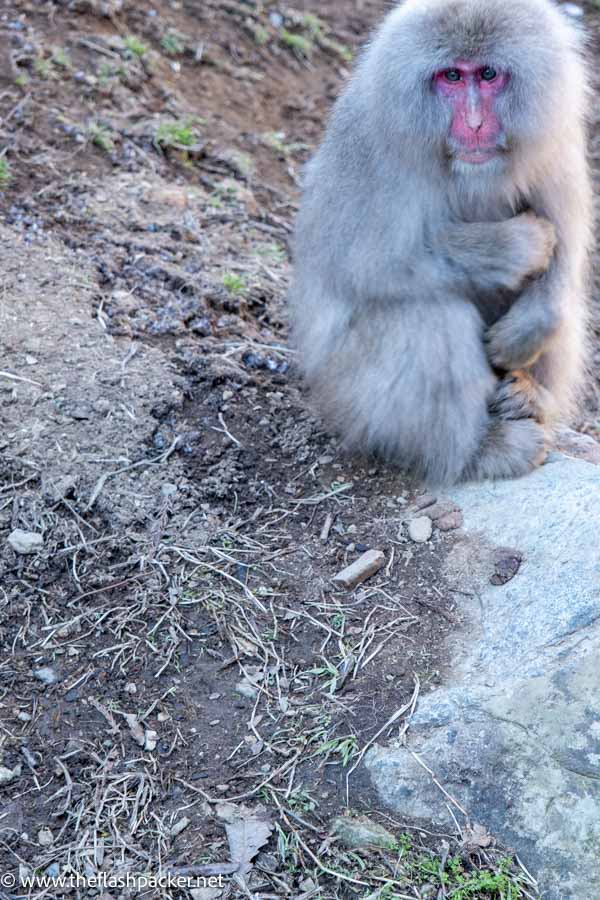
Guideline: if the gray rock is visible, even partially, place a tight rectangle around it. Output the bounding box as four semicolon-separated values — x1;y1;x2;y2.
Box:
332;815;396;850
408;516;432;543
8;529;43;554
366;455;600;899
0;765;21;786
33;666;59;686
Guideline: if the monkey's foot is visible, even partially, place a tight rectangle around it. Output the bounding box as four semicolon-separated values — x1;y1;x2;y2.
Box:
490;371;554;425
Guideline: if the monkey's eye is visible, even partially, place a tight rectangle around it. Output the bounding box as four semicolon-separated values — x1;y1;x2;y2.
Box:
481;66;497;82
443;69;461;82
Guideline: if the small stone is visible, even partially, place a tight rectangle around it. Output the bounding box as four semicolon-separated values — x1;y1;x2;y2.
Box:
332;550;385;590
125;683;137;693
333;815;397;850
16;711;32;722
556;428;600;465
415;493;437;510
209;693;220;700
436;510;463;532
38;828;54;847
8;530;43;555
144;730;159;751
423;501;460;522
209;719;220;726
0;765;20;786
408;517;433;543
490;547;523;586
33;667;58;686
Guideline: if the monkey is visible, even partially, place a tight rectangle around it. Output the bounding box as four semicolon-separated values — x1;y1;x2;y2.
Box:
288;0;592;486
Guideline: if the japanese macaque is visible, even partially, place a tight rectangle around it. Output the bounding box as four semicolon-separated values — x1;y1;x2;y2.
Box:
289;0;592;485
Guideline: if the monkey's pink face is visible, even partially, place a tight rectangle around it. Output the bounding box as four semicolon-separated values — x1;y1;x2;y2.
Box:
433;61;509;166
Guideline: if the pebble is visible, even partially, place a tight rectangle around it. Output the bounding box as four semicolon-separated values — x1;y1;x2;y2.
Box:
144;730;159;751
490;547;523;586
8;529;43;555
38;828;54;847
408;516;433;543
33;667;59;686
415;493;437;511
333;815;396;850
0;765;20;786
436;510;463;532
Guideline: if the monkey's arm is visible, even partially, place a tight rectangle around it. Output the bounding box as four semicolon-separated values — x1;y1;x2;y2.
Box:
484;265;565;371
484;161;589;373
438;212;556;299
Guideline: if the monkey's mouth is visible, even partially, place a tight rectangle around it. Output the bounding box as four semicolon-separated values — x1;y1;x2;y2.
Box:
455;147;499;165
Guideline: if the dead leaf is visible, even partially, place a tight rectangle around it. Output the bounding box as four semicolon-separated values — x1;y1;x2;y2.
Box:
462;823;492;850
225;812;273;887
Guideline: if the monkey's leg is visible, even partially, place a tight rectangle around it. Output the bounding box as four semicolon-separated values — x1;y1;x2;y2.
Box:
461;417;548;482
314;297;547;486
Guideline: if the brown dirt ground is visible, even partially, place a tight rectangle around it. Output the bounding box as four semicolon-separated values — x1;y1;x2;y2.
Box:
0;1;597;898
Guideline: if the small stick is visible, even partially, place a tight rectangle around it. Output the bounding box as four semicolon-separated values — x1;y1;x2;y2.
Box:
0;370;43;387
320;512;334;541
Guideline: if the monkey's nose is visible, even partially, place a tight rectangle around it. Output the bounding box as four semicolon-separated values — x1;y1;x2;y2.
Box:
467;109;484;132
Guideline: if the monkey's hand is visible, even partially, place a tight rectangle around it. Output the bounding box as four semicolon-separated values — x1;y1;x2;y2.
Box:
442;212;556;298
508;212;557;284
484;293;562;370
490;371;557;425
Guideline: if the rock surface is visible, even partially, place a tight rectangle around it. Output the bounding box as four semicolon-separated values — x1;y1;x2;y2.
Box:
366;454;600;900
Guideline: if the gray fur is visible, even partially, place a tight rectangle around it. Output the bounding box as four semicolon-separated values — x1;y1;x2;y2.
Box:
289;0;592;486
